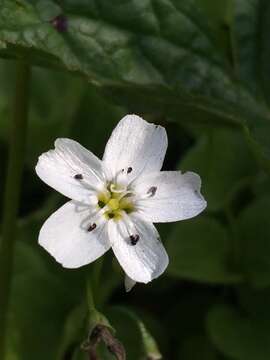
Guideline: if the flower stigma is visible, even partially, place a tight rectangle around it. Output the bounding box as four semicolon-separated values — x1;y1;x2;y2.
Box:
97;182;134;221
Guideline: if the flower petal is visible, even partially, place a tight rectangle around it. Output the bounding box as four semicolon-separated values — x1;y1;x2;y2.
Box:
36;138;104;204
38;201;110;268
134;171;207;222
108;216;168;283
102;115;168;181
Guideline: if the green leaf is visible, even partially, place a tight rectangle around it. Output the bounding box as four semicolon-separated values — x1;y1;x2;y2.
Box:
231;0;261;96
56;302;87;360
4;199;87;360
0;59;124;169
237;196;270;288
195;0;231;52
232;0;270;102
167;217;242;284
0;0;265;120
180;129;257;211
0;60;84;166
70;84;125;158
6;242;74;360
138;321;162;360
26;68;84;166
2;0;270;168
3;0;270;172
230;0;270;169
207;304;270;360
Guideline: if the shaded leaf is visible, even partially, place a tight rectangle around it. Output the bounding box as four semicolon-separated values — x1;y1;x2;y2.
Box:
0;1;265;121
2;0;270;169
180;129;257;211
207;304;270;360
57;302;87;360
232;0;270;102
6;242;73;360
0;60;83;167
4;199;87;360
230;0;270;170
237;196;270;287
167;217;242;284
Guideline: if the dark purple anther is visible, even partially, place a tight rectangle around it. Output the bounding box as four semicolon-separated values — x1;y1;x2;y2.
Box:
74;174;83;180
87;223;97;232
147;186;157;197
50;14;68;32
130;234;140;246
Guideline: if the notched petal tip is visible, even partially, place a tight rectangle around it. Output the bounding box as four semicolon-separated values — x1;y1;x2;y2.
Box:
54;137;70;147
35;137;104;203
35;151;51;179
134;170;206;223
103;114;168;180
183;171;207;212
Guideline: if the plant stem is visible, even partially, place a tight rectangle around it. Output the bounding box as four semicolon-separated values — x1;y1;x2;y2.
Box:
86;277;96;312
86;258;104;312
0;61;31;357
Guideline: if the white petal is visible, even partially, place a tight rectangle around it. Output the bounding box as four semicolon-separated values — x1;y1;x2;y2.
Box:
38;201;110;268
108;216;168;283
124;274;137;292
102;114;168;181
134;171;207;222
36;138;104;204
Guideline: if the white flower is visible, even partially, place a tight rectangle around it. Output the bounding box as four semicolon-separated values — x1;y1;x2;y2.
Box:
36;115;206;290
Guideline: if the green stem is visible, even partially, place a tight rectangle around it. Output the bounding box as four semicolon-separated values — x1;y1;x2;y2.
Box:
0;61;31;357
86;277;96;312
86;259;104;312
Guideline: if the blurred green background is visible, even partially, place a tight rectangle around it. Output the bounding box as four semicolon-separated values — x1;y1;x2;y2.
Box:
1;0;270;359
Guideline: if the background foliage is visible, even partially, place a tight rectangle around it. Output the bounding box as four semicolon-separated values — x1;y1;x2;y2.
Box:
1;0;270;359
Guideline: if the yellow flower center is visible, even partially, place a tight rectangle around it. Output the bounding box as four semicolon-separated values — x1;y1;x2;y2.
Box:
107;198;120;211
97;186;134;221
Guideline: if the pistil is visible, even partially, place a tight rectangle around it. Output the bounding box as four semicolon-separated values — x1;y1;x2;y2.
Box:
97;183;134;221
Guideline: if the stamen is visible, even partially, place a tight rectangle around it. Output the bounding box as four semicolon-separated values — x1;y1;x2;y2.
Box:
74;174;83;180
130;234;139;246
98;200;106;208
73;173;106;194
113;168;128;192
147;186;157;197
87;223;97;232
110;183;126;193
127;167;133;174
